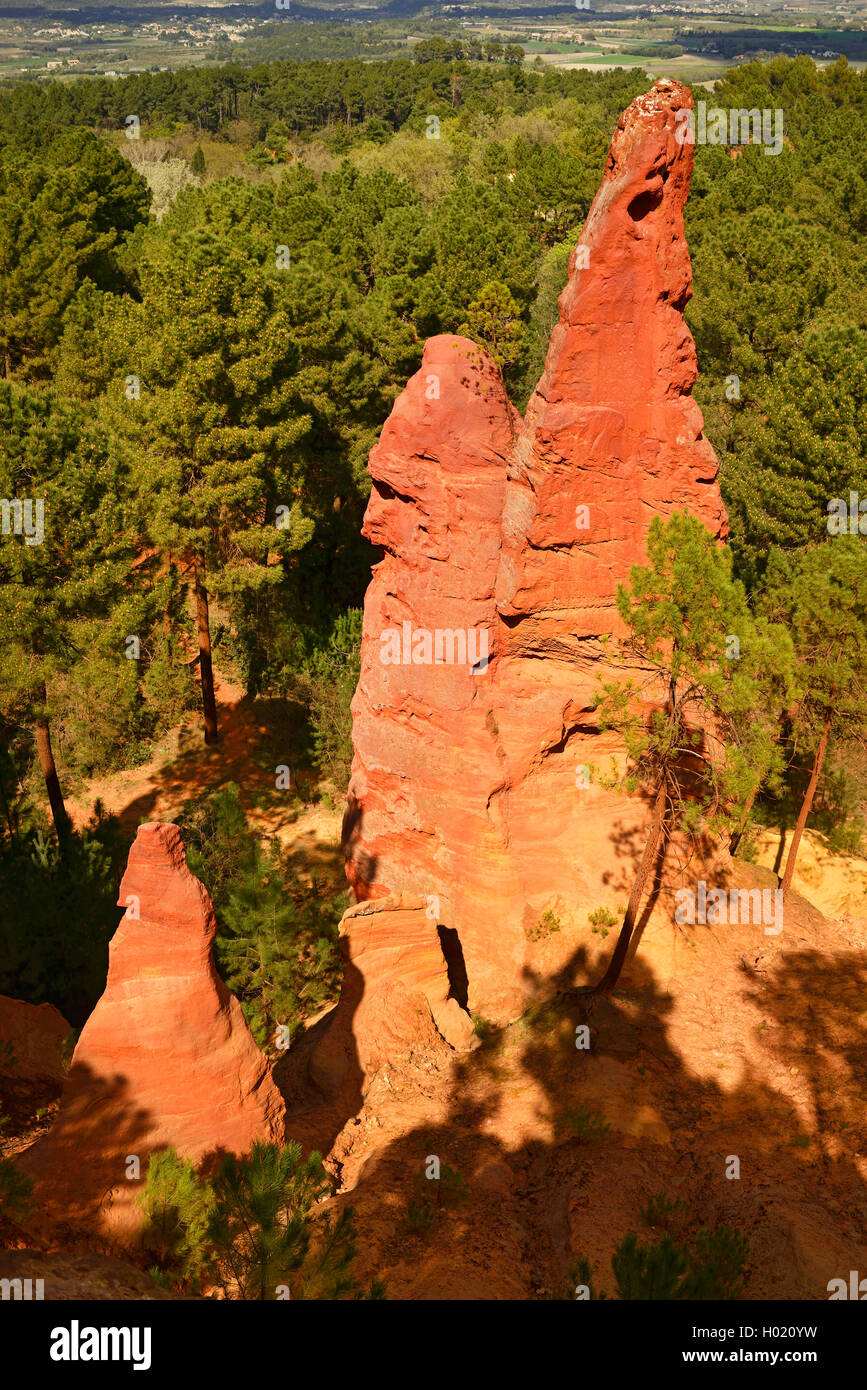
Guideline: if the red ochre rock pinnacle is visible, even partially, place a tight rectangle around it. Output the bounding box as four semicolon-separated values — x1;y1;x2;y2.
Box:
344;81;729;1023
21;822;286;1236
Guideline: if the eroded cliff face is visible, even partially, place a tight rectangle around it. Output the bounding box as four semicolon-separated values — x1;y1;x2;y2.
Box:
22;823;285;1234
345;80;728;1022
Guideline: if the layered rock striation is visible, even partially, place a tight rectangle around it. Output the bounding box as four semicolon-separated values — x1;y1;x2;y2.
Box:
344;81;728;1021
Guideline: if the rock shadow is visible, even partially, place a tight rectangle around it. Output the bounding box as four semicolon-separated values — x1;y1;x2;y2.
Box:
324;929;867;1300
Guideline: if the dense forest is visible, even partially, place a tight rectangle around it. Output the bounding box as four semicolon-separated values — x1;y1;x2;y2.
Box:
0;51;865;1032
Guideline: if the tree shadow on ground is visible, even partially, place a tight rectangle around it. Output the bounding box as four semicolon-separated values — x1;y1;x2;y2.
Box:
309;924;867;1300
72;691;326;844
12;1061;155;1252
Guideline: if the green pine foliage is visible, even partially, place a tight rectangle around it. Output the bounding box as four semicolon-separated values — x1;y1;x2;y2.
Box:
759;537;867;885
560;1105;611;1143
0;817;126;1025
565;1197;749;1300
597;513;793;840
611;1226;749;1301
217;841;342;1050
762;538;867;760
0;130;149;379
459;279;526;384
593;512;795;990
139;1147;216;1290
0;381;196;796
177;783;344;1049
295;609;363;790
685;57;867;584
140;1141;383;1300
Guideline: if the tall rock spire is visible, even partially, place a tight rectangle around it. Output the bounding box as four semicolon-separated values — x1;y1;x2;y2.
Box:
498;78;727;652
345;81;728;1022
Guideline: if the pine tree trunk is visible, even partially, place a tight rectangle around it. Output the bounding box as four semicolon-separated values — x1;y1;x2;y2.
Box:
34;701;69;844
729;780;759;857
596;776;668;996
161;550;173;639
780;713;832;896
194;559;219;746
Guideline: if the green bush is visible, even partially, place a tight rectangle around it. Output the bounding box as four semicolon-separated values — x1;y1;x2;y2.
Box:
404;1198;436;1236
217;845;343;1049
641;1190;694;1235
0;818;126;1025
471;1014;498;1042
525;908;562;942
140;1141;384;1300
296;609;363;791
177;783;343;1048
139;1147;215;1290
567;1218;749;1300
588;906;618;929
560;1104;611;1143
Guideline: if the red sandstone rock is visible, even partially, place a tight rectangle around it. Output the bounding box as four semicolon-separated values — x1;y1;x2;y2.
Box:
0;994;70;1085
498;79;726;640
21;822;285;1233
345;81;729;1021
344;333;513;905
311;894;476;1102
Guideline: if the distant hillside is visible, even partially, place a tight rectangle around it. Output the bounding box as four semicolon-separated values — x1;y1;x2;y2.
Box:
0;0;789;14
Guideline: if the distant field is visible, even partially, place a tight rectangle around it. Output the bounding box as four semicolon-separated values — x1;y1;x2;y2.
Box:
532;48;732;82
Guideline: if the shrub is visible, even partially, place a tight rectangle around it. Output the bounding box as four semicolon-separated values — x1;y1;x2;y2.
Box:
0;818;126;1025
177;782;253;908
557;1254;603;1301
217;846;343;1049
296;610;362;790
641;1190;694;1236
0;1113;32;1228
177;784;343;1048
141;1141;384;1300
404;1198;436;1236
586;906;619;928
568;1218;749;1300
525;908;562;942
139;1147;215;1290
471;1014;497;1042
560;1104;611;1143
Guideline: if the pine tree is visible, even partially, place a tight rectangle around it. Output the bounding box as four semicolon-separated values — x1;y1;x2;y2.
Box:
459;279;526;379
0;383;136;841
178;783;342;1046
190;145;206;178
217;842;318;1050
103;227;314;743
139;1147;215;1289
0;132;148;380
205;1141;336;1301
593;513;793;994
141;1141;379;1300
761;537;867;896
